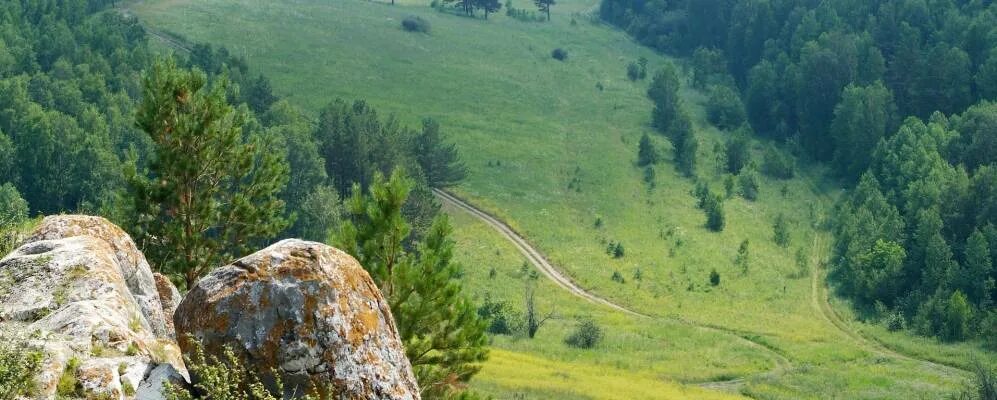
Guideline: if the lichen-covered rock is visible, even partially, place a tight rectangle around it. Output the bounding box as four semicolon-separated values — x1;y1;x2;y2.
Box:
0;215;185;399
154;273;181;338
175;239;420;399
25;215;172;339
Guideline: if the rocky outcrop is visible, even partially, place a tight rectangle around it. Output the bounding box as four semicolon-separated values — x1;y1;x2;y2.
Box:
175;239;420;399
0;216;185;399
153;273;181;339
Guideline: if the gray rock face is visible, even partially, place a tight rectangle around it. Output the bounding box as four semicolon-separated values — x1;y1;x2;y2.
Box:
0;216;184;399
175;239;420;400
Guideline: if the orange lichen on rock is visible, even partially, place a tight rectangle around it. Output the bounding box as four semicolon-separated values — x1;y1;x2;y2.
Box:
174;239;420;400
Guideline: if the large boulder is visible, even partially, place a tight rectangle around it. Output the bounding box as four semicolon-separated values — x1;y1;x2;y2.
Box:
175;239;420;399
0;215;185;399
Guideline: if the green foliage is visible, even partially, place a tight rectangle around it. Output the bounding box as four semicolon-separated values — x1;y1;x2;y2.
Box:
57;357;81;398
534;0;555;21
709;269;720;286
735;239;750;275
129;58;290;289
0;335;43;399
674;116;699;178
772;214;790;248
551;48;568;61
564;319;603;349
830;82;895;181
705;85;746;131
761;145;794;180
336;171;488;399
415;119;467;188
738;169;760;201
647;65;682;134
402;16;431;33
690;47;728;89
955;361;997;400
636;133;658;167
477;294;516;335
0;183;27;256
611;270;625;283
704;193;725;232
163;340;321;400
724;132;751;174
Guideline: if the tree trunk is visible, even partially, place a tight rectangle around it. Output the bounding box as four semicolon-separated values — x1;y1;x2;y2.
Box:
546;7;550;21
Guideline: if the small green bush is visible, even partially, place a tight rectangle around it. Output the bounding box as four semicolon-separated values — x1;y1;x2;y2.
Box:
0;335;44;399
401;16;431;33
551;48;568;61
709;269;720;286
611;271;625;283
564;319;603;349
164;339;323;400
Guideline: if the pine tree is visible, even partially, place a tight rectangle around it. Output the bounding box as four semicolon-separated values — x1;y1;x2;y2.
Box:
336;170;487;399
414;118;467;188
637;133;659;167
773;213;790;248
534;0;555;21
129;59;290;289
648;65;682;133
705;194;725;232
736;239;750;274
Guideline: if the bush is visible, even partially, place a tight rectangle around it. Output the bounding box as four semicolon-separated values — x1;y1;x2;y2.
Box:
551;48;568;61
564;319;603;348
401;16;431;33
709;269;720;286
477;295;515;335
611;270;625;283
0;335;44;399
626;61;641;81
164;339;323;400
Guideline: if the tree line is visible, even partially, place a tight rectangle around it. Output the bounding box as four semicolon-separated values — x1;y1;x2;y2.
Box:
0;1;486;397
603;0;997;344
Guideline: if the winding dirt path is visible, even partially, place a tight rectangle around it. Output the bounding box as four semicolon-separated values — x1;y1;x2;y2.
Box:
808;233;968;379
434;188;792;389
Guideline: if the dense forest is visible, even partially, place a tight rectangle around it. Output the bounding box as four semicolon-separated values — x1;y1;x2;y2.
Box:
603;0;997;342
0;1;485;398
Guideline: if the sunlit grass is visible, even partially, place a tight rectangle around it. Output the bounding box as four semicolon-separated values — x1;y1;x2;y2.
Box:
130;0;988;397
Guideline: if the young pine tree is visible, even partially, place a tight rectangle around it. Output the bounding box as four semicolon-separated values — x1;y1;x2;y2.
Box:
336;170;487;399
129;59;289;289
736;239;750;274
773;213;790;248
637;133;659;167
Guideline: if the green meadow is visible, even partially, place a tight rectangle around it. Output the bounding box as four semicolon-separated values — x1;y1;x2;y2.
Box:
130;0;992;397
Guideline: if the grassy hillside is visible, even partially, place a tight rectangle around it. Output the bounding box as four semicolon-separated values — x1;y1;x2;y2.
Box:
129;0;989;397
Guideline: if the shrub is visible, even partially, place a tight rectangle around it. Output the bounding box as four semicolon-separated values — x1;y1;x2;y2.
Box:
56;357;81;398
564;319;603;349
956;361;997;400
477;295;515;335
551;48;568;61
709;269;720;286
626;61;640;81
401;16;431;33
164;339;323;400
611;271;625;283
0;335;43;399
612;243;625;259
884;311;905;332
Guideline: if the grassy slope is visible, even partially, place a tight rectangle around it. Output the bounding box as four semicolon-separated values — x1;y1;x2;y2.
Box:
130;0;991;397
